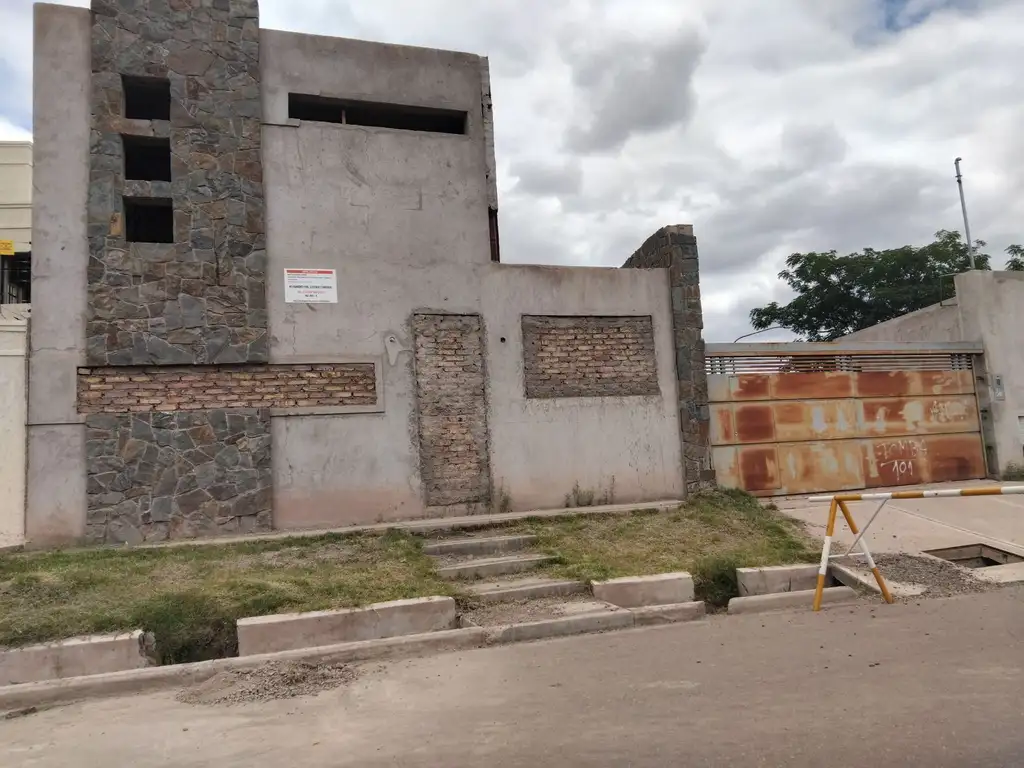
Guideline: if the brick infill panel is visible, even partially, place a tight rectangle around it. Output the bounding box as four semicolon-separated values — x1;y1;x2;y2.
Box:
78;363;376;413
522;315;660;399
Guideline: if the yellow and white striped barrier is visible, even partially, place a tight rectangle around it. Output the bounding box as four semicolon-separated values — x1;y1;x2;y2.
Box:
807;485;1024;611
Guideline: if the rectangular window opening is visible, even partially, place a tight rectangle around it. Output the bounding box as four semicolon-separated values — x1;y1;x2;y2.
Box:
124;197;174;243
122;75;171;121
488;207;501;263
288;94;467;135
122;135;172;181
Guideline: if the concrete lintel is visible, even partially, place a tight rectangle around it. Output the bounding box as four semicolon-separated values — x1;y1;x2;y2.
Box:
236;596;457;656
0;630;152;687
592;572;695;608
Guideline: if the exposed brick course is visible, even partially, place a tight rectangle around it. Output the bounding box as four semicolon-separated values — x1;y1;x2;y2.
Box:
77;363;377;413
521;316;659;399
412;314;491;507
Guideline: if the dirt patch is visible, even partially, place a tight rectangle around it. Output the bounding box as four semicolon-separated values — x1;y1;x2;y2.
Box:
176;661;358;706
463;596;617;627
874;553;991;599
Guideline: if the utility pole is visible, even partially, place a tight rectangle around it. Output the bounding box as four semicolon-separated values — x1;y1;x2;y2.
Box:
954;157;976;270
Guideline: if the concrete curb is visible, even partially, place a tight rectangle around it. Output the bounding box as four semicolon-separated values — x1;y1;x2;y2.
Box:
727;587;858;615
236;597;457;656
485;610;634;644
469;578;589;603
0;630;154;687
630;601;706;627
591;572;695;607
0;628;487;713
736;564;819;597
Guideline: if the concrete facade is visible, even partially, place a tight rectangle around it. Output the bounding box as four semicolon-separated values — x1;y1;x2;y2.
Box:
26;2;711;546
844;270;1024;475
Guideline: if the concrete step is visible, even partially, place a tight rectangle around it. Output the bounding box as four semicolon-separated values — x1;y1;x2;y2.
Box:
468;576;588;603
436;553;554;580
423;534;537;558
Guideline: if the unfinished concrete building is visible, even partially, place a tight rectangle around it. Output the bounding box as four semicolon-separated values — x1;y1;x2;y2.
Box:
25;1;713;546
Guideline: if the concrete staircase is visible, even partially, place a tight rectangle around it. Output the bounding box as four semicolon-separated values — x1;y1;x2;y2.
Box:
423;533;588;603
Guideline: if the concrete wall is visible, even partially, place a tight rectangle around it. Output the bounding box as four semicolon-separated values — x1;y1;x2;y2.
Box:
0;305;28;548
27;10;691;541
842;300;963;343
26;3;90;546
956;271;1024;473
0;142;33;252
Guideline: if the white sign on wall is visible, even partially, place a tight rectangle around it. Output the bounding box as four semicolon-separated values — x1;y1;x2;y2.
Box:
284;268;338;304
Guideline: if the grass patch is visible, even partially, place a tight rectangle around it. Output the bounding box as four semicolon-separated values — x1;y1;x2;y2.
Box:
509;489;818;607
0;530;455;664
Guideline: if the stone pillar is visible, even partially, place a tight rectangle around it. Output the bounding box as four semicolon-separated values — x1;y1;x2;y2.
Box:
83;0;271;543
622;225;715;495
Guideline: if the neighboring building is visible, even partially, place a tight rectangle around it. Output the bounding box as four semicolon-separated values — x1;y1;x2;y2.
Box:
25;1;712;547
844;270;1024;477
0;142;32;304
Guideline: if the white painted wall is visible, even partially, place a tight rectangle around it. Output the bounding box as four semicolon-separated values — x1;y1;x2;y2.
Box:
842;300;963;343
956;271;1024;473
0;305;29;548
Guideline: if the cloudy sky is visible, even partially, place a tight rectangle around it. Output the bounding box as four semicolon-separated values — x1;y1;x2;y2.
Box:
2;0;1021;341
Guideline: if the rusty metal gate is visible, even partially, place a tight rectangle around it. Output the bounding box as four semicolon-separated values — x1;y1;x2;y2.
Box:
706;341;987;496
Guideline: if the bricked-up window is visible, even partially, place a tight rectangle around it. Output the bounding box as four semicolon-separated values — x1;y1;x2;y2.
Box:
122;135;171;181
122;75;170;121
288;94;467;135
521;315;660;399
124;197;173;243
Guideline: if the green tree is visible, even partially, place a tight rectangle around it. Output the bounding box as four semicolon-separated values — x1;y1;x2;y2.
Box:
1006;244;1024;271
750;230;1022;341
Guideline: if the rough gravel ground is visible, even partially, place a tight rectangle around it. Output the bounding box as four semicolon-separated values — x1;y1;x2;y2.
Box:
874;553;991;599
463;596;618;627
176;662;358;706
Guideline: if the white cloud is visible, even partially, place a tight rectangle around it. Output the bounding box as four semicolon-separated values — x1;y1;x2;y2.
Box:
1;0;1021;342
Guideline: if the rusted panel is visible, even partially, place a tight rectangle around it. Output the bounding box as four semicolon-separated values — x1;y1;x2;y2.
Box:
920;433;986;482
772;372;854;400
709;365;985;496
856;370;974;398
863;433;985;487
737;445;780;492
775;441;864;495
773;400;859;443
729;374;771;401
709;404;736;445
734;404;775;443
859;395;979;437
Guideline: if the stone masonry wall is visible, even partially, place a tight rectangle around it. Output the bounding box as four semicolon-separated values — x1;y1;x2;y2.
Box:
78;363;376;413
521;315;659;399
622;225;714;494
412;314;491;507
88;0;266;366
85;410;271;544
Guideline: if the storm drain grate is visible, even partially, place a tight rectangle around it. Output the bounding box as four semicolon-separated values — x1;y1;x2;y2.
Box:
924;544;1024;569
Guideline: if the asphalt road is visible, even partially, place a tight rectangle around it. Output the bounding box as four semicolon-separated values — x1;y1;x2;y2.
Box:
3;587;1023;767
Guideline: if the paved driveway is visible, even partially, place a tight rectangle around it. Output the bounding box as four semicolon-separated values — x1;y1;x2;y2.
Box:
777;479;1024;558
